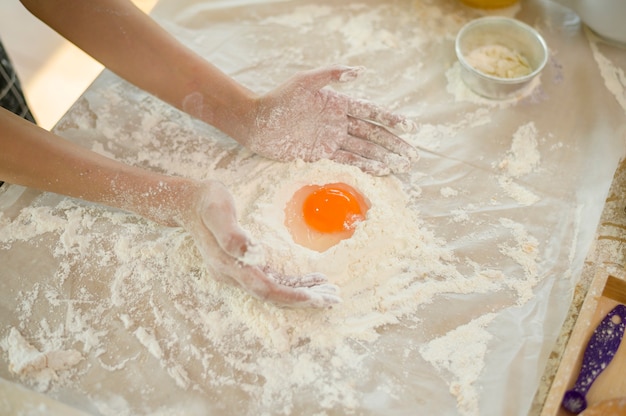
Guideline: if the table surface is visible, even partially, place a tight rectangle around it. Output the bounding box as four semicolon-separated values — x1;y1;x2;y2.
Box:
1;1;626;415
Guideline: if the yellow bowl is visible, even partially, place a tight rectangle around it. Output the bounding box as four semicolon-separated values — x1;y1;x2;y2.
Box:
460;0;519;9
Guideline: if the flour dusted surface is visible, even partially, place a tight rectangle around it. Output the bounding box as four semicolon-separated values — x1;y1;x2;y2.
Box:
0;143;547;416
1;0;621;414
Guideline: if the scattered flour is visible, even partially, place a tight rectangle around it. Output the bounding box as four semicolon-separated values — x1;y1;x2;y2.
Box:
420;313;497;416
498;122;541;178
0;120;549;416
587;29;626;113
259;5;334;32
1;328;83;392
441;187;459;198
498;218;540;304
452;209;471;223
497;176;540;206
495;122;542;206
0;148;546;415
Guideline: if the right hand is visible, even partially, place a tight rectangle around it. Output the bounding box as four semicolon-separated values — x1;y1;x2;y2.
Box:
240;65;418;176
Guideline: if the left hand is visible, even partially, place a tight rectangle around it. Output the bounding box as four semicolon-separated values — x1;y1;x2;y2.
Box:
181;180;341;308
242;65;418;176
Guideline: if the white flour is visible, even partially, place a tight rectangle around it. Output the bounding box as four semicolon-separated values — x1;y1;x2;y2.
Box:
497;122;541;178
0;114;546;416
0;1;558;415
587;29;626;114
1;328;83;392
465;45;531;79
495;122;542;206
420;313;496;416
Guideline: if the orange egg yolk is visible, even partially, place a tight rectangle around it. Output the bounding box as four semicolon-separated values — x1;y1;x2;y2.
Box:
284;182;370;252
302;186;364;233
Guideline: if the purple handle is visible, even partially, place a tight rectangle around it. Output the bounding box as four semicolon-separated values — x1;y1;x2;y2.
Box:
561;304;626;414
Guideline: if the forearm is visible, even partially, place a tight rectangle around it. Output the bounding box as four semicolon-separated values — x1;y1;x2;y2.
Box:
19;0;257;142
0;108;197;227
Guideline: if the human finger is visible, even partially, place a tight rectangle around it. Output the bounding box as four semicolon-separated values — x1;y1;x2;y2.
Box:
196;182;250;260
330;149;391;176
348;98;417;134
295;65;365;92
231;265;341;308
348;117;419;161
268;270;329;288
292;284;342;308
192;210;339;307
336;134;410;174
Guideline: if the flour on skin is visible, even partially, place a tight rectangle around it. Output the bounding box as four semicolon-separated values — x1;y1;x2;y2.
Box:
0;1;553;414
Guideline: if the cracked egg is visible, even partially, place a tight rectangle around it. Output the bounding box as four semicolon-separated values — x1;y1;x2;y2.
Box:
284;182;370;252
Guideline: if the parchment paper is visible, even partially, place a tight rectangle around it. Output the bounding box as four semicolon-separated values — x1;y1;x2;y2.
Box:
1;0;625;415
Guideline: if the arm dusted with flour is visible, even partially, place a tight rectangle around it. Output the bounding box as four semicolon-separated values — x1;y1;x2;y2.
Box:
0;108;340;308
20;0;417;175
4;0;417;307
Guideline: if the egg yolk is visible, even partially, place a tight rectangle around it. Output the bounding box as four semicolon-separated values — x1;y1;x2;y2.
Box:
284;182;370;252
302;186;364;233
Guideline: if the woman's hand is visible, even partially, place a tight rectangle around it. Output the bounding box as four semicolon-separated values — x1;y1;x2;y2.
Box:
1;106;339;308
242;66;418;176
182;180;341;308
22;0;417;174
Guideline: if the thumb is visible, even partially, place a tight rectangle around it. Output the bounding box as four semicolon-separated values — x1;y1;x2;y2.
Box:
196;181;250;259
296;65;365;92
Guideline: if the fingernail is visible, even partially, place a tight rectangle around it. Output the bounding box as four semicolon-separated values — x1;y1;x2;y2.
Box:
407;146;420;162
338;66;366;82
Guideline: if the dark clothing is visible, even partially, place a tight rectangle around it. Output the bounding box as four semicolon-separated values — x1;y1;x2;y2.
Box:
1;36;37;186
0;38;36;122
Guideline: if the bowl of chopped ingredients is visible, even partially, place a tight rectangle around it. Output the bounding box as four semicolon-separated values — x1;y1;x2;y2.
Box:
455;16;548;99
